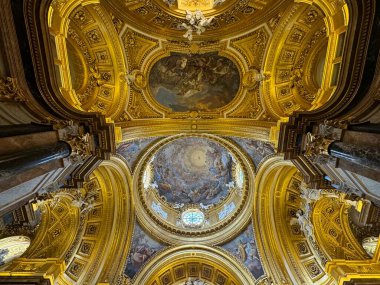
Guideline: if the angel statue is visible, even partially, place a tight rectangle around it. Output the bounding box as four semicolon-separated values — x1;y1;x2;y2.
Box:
290;210;315;239
300;185;321;204
182;23;194;41
181;10;214;40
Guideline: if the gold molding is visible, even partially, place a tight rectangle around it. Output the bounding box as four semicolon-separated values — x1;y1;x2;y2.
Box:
118;120;274;142
312;197;369;261
0;258;66;284
326;237;380;284
253;156;337;284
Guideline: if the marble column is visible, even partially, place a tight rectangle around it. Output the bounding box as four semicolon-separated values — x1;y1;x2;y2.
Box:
0;123;52;138
0;141;71;183
347;122;380;134
328;141;380;172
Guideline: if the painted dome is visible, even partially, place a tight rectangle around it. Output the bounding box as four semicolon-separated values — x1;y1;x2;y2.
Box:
147;137;238;206
137;135;250;243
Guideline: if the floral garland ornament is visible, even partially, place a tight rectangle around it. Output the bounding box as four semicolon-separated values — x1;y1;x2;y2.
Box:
181;10;214;40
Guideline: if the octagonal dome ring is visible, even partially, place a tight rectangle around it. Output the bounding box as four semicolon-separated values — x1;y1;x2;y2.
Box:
133;134;255;245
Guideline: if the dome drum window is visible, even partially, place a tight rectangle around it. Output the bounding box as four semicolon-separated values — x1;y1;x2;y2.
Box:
181;209;205;228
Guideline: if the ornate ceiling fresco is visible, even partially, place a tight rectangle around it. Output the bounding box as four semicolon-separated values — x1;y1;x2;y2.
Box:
149;137;238;205
2;0;372;283
133;135;251;244
46;0;339;125
220;223;265;280
116;137;160;172
125;222;167;279
39;0;351;280
149;52;240;112
227;137;275;169
0;236;30;266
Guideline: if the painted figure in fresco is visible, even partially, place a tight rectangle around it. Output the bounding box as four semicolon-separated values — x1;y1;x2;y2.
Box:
117;138;157;171
0;248;9;266
151;138;235;206
125;224;165;278
222;224;265;279
231;138;276;168
245;140;274;157
149;52;240;112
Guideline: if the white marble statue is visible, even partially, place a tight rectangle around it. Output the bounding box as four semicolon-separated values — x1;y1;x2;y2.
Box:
71;197;86;208
362;236;379;257
181;10;214;40
300;186;321;203
184;278;207;285
290;210;314;239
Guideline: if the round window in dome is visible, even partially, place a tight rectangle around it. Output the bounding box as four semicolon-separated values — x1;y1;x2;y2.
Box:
181;209;205;228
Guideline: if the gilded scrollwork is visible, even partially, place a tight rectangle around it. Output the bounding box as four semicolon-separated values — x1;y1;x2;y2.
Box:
0;77;27;103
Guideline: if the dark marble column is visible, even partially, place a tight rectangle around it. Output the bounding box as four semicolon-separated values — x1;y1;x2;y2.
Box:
328;141;380;172
0;141;71;183
347;122;380;134
0;123;53;138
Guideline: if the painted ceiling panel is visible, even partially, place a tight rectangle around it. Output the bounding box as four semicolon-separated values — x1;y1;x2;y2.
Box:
220;222;264;280
150;137;236;206
124;222;167;279
149;52;240;112
228;137;275;168
116;137;159;171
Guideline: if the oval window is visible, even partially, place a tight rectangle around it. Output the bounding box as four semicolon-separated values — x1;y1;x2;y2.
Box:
181;209;205;227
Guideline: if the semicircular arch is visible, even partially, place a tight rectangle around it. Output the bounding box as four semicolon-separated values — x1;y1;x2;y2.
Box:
133;245;255;285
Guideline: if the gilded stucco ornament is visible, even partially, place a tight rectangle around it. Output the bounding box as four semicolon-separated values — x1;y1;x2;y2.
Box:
54;121;93;163
0;77;27;103
125;70;147;89
12;0;373;284
242;69;267;89
305;132;335;157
